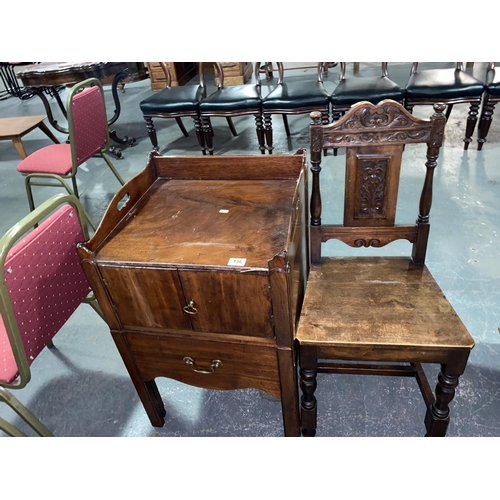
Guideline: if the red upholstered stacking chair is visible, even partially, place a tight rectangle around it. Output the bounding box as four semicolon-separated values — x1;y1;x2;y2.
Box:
0;194;103;436
16;78;125;230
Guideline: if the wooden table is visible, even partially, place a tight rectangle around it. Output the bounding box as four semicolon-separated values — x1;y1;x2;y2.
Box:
77;150;309;436
16;62;139;155
0;115;59;159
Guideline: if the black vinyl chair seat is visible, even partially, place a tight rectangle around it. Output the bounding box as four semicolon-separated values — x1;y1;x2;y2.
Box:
330;76;404;105
199;85;262;114
140;85;205;114
262;81;329;110
406;68;485;99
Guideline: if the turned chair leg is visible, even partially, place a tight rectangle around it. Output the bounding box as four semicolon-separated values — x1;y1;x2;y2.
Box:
477;96;495;151
193;116;206;155
144;116;159;150
264;113;273;154
201;117;214;155
464;101;480;151
299;346;318;437
254;114;266;154
424;363;462;437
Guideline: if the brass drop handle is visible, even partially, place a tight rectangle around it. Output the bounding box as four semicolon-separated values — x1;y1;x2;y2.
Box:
183;300;198;315
183;356;223;374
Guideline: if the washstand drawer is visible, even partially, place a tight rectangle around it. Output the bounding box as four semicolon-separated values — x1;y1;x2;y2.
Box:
123;331;282;398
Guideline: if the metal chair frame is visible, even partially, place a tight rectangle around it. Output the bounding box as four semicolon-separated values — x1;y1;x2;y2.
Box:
0;193;104;436
20;78;125;230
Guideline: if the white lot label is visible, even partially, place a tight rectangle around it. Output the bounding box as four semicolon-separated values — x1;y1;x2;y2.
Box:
228;258;246;266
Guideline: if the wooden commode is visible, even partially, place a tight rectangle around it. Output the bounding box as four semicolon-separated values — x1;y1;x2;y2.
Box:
77;150;309;436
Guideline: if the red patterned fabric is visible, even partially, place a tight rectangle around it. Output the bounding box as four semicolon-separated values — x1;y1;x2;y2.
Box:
72;86;107;165
16;85;107;176
16;144;72;175
0;204;91;384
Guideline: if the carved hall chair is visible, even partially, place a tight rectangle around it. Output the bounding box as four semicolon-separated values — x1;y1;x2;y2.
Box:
0;193;104;436
198;62;266;155
329;62;404;155
297;100;475;437
260;62;330;154
139;62;207;154
404;62;485;150
477;62;500;150
16;78;125;231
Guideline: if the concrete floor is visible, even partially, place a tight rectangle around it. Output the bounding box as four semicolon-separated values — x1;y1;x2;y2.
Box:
1;62;499;437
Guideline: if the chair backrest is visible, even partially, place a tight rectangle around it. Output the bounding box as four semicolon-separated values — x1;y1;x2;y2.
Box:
339;62;389;81
67;78;109;168
257;62;325;85
0;194;91;388
308;99;447;264
207;62;262;89
410;62;464;75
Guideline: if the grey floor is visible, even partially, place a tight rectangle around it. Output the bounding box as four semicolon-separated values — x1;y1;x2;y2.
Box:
1;62;499;437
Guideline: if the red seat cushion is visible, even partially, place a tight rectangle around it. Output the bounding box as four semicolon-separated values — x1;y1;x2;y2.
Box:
16;144;72;175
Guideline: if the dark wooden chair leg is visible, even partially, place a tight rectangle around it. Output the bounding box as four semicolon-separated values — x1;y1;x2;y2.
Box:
226;117;238;136
445;104;454;121
254;114;266;154
193;116;206;155
264;113;273;154
478;96;496;151
201;117;214;155
282;114;291;136
299;346;318;437
144;116;159;150
424;363;461;437
464;101;480;150
175;117;189;137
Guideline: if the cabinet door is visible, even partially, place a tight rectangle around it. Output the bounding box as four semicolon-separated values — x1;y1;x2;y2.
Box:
179;270;274;338
100;266;191;331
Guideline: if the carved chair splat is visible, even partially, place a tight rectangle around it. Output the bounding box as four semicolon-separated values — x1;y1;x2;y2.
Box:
297;100;475;437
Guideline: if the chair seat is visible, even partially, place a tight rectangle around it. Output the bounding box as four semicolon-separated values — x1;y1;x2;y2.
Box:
485;69;500;96
405;68;485;100
331;77;404;106
140;85;205;114
262;81;329;110
296;257;475;353
199;85;261;113
16;144;72;175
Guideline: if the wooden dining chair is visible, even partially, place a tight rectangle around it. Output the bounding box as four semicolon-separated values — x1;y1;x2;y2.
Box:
260;62;330;154
404;62;485;150
477;62;500;150
198;62;266;155
297;100;475;437
139;62;207;154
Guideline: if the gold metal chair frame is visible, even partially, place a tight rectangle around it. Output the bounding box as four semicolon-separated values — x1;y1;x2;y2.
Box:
0;193;103;436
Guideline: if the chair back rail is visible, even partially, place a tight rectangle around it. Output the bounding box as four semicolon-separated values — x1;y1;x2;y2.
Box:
308;100;447;264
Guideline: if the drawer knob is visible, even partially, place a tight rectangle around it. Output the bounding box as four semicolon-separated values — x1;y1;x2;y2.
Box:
183;300;198;315
183;356;223;374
